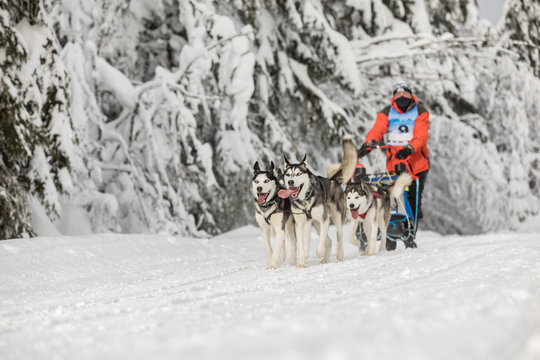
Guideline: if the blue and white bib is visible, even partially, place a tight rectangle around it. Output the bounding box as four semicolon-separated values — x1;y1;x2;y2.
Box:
387;105;418;146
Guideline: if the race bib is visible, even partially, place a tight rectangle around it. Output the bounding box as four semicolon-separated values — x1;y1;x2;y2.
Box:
387;105;418;146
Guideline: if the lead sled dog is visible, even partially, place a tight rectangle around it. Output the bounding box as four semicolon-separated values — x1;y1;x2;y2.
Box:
345;172;412;255
251;161;297;269
278;135;357;267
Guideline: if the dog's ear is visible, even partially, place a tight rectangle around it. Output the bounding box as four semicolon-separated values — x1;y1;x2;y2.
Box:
277;168;284;185
283;156;291;167
253;161;261;172
361;182;369;192
300;153;307;166
269;161;274;172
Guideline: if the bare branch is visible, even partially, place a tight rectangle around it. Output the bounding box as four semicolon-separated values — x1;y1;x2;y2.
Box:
206;31;254;51
352;33;435;49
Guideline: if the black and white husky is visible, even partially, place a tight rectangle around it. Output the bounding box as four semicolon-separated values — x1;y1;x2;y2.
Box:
251;161;297;269
278;136;357;267
345;173;412;255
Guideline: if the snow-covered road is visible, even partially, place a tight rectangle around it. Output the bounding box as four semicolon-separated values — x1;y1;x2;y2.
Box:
2;226;540;360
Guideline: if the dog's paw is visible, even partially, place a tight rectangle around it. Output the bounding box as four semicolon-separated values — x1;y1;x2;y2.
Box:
296;263;307;268
336;253;344;261
316;248;325;259
267;263;278;270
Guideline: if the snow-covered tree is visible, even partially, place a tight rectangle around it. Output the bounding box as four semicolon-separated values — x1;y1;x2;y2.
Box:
51;0;363;236
0;0;73;239
3;0;539;238
500;0;540;76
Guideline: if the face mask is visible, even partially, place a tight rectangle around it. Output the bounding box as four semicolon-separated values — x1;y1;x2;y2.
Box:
395;96;412;112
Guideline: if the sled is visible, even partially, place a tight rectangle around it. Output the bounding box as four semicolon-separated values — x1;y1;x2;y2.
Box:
353;146;419;251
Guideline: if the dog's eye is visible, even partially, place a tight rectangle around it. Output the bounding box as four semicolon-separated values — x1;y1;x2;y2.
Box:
355;196;359;199
255;180;259;183
264;179;269;183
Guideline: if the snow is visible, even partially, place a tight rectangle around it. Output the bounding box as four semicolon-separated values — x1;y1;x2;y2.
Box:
94;54;137;110
30;197;61;237
2;226;540;360
301;1;361;94
28;147;61;216
257;9;277;67
516;213;540;233
290;59;350;127
14;19;48;82
409;0;432;34
53;202;93;236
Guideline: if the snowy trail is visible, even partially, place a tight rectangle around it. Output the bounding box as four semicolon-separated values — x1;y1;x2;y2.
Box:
2;227;540;360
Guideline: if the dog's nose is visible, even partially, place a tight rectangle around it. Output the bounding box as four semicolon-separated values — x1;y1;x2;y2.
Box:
288;180;294;186
257;186;262;192
349;203;355;208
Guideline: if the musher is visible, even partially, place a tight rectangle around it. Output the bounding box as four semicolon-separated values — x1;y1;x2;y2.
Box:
357;80;430;241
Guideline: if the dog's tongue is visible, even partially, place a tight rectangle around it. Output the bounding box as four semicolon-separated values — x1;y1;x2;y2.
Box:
351;208;359;220
278;188;296;199
257;193;268;205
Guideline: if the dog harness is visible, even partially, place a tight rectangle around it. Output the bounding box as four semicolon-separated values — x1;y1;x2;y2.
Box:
387;104;418;146
372;191;382;198
295;185;314;205
357;191;381;219
256;197;278;224
291;185;315;220
358;202;373;220
257;207;278;224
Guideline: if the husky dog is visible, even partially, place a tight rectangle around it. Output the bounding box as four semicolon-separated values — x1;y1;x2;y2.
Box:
252;161;297;268
345;172;412;255
278;136;357;267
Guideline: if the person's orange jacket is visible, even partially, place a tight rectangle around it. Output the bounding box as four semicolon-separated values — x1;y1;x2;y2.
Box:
365;96;430;175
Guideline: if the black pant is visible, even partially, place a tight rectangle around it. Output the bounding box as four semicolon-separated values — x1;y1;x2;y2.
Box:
407;170;428;221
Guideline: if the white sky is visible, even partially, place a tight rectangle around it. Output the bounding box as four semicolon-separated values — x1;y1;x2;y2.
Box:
477;0;507;26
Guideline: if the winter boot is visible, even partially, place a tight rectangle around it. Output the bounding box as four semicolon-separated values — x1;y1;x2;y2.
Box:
404;218;418;248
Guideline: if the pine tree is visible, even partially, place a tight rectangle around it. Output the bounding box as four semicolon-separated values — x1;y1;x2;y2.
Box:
500;0;540;77
0;0;73;239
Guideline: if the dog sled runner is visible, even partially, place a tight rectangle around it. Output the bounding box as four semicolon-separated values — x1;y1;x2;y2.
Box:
353;146;419;251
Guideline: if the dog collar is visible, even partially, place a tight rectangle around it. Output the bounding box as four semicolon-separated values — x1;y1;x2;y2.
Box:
260;198;276;207
295;185;314;204
258;193;277;208
357;200;374;220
